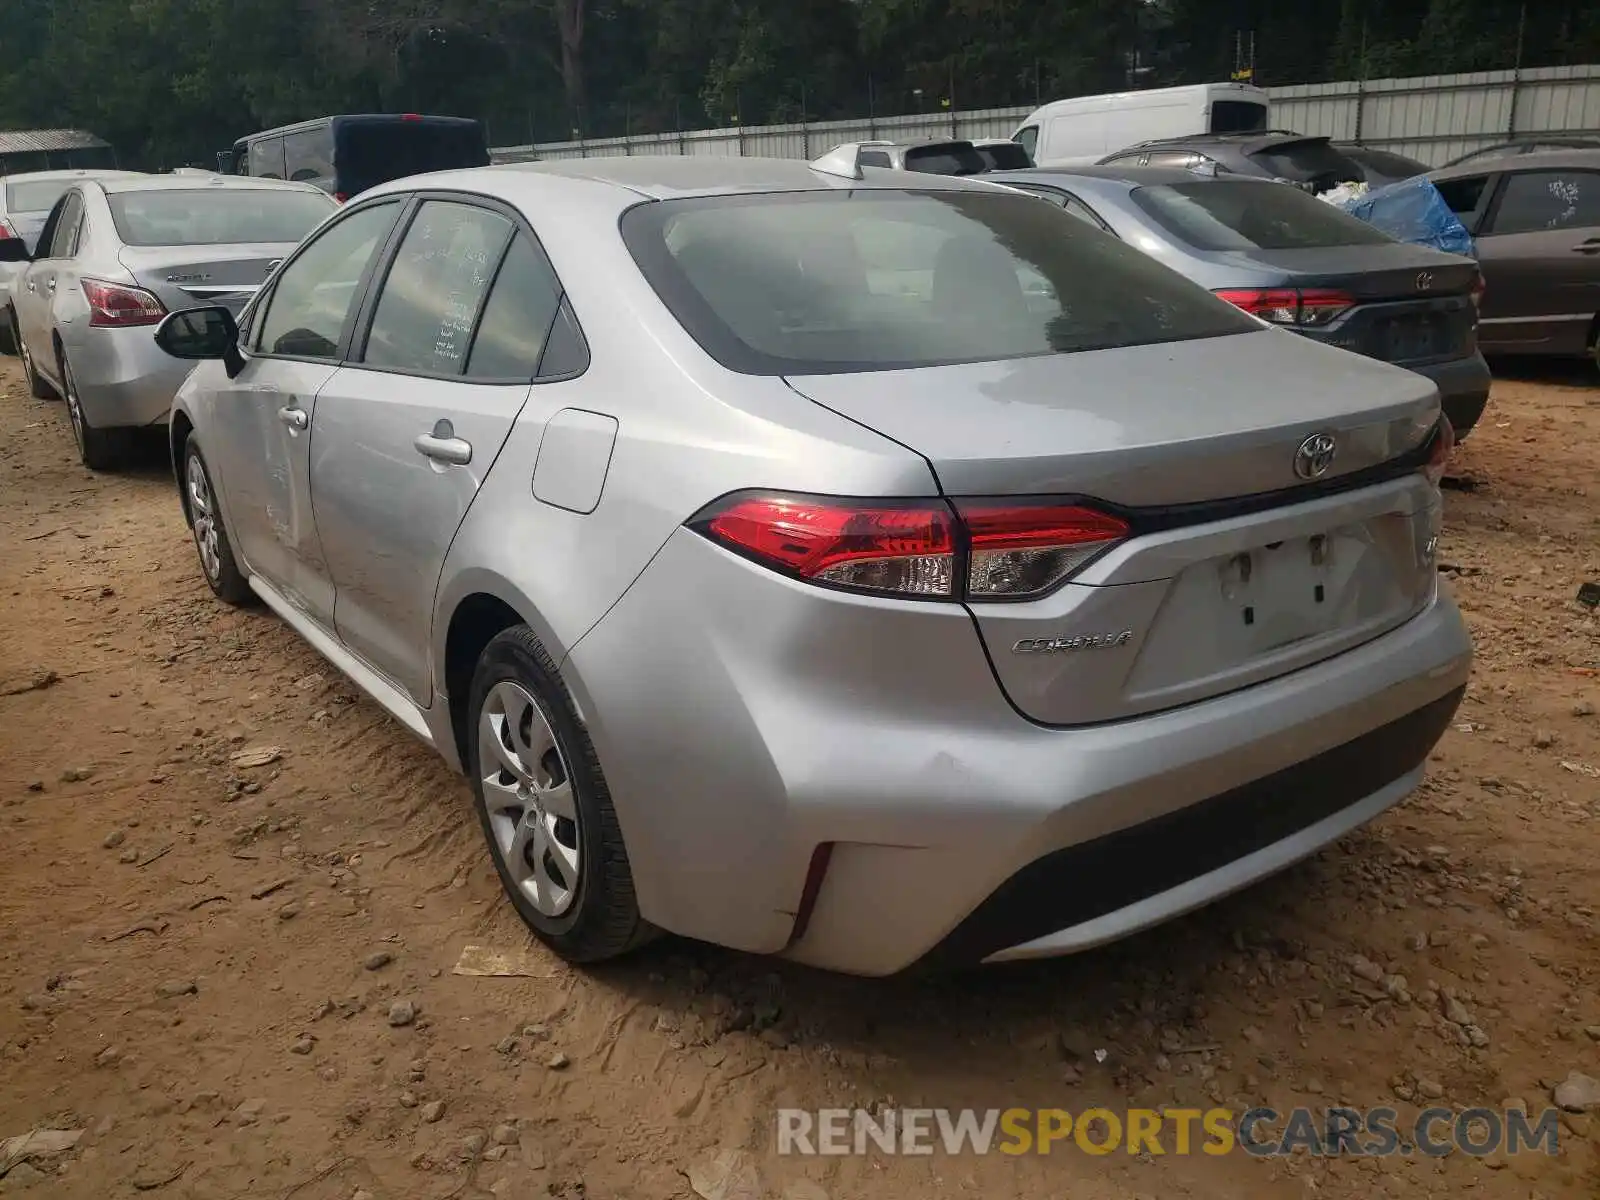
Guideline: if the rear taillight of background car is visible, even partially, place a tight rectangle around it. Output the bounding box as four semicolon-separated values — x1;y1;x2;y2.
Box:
1215;287;1355;328
1422;416;1456;487
81;279;166;327
689;492;1130;602
0;220;15;239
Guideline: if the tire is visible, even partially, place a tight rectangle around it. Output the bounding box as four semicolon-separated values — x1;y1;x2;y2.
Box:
182;440;254;606
16;315;55;399
0;307;14;356
467;626;650;963
61;352;128;471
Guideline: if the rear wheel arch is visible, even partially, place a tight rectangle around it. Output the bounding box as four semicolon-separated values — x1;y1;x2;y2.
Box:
444;592;530;768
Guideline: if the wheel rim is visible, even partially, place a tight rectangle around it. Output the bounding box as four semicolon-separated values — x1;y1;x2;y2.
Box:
186;454;223;583
62;359;84;450
19;330;34;379
478;680;581;918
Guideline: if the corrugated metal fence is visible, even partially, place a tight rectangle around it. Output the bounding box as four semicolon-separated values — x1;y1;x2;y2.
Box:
491;63;1600;169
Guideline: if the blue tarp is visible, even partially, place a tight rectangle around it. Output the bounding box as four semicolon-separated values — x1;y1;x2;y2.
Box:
1335;175;1476;258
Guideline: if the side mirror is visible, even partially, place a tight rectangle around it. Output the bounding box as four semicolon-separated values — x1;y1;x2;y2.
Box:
0;237;29;264
155;305;245;377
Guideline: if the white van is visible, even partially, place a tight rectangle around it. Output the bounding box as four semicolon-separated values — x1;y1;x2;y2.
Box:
1012;83;1270;166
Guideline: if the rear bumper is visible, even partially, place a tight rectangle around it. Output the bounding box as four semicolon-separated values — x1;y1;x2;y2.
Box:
63;324;190;430
567;526;1473;976
1406;352;1491;440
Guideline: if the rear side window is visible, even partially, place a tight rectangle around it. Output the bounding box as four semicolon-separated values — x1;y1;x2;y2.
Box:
5;181;72;213
285;128;332;184
1131;181;1394;250
48;192;84;257
1486;170;1600;235
1210;101;1268;134
1248;140;1364;188
251;137;286;179
621;189;1257;376
363;201;512;376
465;234;566;379
1435;175;1490;220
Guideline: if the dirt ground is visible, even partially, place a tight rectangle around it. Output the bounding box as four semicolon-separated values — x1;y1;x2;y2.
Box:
1;353;1597;1200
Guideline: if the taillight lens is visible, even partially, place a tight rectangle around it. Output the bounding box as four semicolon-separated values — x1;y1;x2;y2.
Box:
1469;272;1485;311
689;493;1129;601
1215;287;1355;328
1422;416;1455;487
0;220;14;239
956;501;1130;598
333;192;349;204
82;278;166;327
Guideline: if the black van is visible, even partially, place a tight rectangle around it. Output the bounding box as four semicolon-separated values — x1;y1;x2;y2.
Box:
224;114;490;201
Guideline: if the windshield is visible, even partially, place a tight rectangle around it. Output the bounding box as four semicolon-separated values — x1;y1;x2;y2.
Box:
1131;181;1395;251
108;188;335;246
332;120;489;193
5;181;75;213
621;189;1257;376
902;144;988;176
1248;139;1365;190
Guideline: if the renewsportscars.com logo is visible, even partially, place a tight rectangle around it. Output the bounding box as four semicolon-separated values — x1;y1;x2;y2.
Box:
777;1106;1563;1158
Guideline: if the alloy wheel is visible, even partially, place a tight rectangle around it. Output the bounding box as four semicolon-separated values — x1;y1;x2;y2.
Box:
186;454;223;583
478;680;582;918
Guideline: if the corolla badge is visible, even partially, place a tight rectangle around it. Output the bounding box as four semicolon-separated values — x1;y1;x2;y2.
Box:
1013;631;1133;654
1294;432;1338;480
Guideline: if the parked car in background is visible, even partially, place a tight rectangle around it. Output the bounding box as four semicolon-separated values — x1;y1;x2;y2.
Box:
0;175;334;468
1013;82;1269;167
840;140;990;175
0;168;145;352
1098;132;1366;194
970;138;1034;170
1429;148;1600;364
1439;137;1600;170
991;165;1491;437
154;156;1467;977
1334;144;1429;188
224;113;490;202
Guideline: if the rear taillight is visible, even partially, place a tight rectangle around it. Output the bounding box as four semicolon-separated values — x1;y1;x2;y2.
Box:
333;192;349;204
82;279;166;327
955;501;1130;599
1215;287;1355;329
1422;416;1455;487
689;492;1129;602
1470;272;1485;311
0;220;14;239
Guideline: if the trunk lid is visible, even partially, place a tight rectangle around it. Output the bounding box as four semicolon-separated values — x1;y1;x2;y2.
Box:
117;242;297;315
1210;245;1481;365
785;328;1443;724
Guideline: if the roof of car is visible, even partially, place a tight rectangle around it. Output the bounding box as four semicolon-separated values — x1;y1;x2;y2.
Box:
1;168;145;186
376;157;1005;202
1114;130;1327;152
991;164;1276;188
97;175;331;196
1430;146;1600;181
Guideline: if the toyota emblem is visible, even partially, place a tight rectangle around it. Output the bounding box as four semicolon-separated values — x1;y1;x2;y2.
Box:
1294;432;1338;480
1416;271;1434;292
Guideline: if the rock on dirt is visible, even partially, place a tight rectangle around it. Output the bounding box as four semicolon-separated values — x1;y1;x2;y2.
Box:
388;1000;417;1028
1554;1071;1600;1113
687;1149;764;1200
420;1101;445;1124
154;981;197;999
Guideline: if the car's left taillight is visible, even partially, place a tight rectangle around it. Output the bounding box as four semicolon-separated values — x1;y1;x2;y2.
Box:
82;279;167;328
688;492;1129;602
1215;287;1355;329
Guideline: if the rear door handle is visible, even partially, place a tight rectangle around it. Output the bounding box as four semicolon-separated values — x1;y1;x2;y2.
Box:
414;431;472;466
277;405;308;430
25;279;36;293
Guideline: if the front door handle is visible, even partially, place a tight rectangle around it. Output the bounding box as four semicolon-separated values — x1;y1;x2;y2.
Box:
25;279;36;293
45;277;55;294
277;405;308;430
414;429;472;466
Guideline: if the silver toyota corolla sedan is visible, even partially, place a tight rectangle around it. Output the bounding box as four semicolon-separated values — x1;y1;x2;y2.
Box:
3;175;334;468
153;156;1472;976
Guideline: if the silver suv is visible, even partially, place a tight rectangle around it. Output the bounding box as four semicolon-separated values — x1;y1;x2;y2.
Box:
155;157;1471;976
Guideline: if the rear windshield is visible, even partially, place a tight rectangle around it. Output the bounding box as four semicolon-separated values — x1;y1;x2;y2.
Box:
108;188;335;246
903;144;988;176
333;121;489;193
976;143;1034;170
1210;100;1269;134
1131;181;1394;251
621;189;1258;376
1248;139;1365;189
1348;148;1428;180
5;180;75;213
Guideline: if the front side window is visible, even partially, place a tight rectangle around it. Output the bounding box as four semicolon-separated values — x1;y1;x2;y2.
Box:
1486;170;1600;235
1014;127;1039;158
362;200;511;375
1131;180;1394;251
285;129;333;184
257;201;400;359
107;188;334;247
622;188;1256;376
1435;174;1491;220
